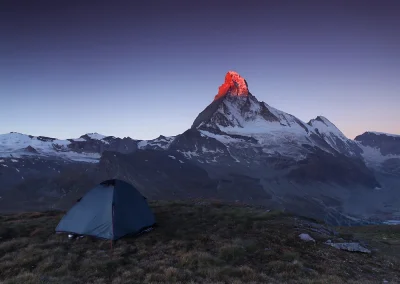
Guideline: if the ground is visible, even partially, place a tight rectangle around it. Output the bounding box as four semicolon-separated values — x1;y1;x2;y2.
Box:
0;201;399;284
337;224;400;260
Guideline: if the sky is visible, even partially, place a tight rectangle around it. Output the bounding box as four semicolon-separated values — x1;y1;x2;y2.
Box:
1;0;399;140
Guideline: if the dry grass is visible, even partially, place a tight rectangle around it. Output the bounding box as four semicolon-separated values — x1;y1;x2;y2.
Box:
0;200;399;284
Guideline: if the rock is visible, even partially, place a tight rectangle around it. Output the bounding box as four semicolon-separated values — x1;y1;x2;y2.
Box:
214;71;249;101
24;146;38;153
299;233;316;242
325;242;371;253
302;267;317;275
296;219;340;237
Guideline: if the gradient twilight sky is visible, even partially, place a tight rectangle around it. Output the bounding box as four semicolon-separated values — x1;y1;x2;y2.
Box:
1;0;399;140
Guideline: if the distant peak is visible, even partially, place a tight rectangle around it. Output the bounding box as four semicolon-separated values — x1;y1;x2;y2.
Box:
80;133;107;140
214;71;249;101
314;116;331;125
308;116;349;140
7;132;26;136
364;131;400;138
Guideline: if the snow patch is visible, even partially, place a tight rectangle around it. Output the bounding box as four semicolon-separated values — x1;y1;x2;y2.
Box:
137;140;148;148
359;144;400;168
86;133;107;140
199;130;244;144
137;136;175;150
168;155;176;160
84;133;110;144
201;146;224;154
383;220;400;225
178;150;199;159
56;152;101;163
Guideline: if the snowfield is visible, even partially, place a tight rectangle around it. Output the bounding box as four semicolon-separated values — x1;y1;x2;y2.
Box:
0;132;104;163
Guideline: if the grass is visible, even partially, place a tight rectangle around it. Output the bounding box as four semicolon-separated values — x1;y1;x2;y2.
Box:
0;200;399;284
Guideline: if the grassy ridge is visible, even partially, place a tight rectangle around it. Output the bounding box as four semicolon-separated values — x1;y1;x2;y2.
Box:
0;201;399;284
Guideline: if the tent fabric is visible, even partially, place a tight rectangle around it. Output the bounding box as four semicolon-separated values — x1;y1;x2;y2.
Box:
55;179;155;240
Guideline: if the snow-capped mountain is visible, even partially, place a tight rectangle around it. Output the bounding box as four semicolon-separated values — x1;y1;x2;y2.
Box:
355;131;400;176
1;71;399;225
0;132;103;163
307;116;362;157
356;131;400;156
172;71;364;166
0;131;176;193
166;71;399;224
0;71;373;167
0;132;174;163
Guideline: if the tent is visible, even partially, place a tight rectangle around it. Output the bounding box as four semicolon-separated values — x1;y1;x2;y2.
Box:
55;179;155;240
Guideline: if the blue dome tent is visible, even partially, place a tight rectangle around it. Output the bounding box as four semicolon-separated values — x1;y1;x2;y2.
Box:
56;179;155;240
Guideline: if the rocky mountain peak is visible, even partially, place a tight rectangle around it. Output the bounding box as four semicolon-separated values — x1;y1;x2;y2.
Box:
308;116;347;139
214;71;249;101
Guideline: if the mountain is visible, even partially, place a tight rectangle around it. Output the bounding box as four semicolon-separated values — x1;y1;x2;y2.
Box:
189;72;361;161
0;132;174;162
172;71;376;186
308;116;362;157
355;132;400;174
0;132;173;193
1;71;399;225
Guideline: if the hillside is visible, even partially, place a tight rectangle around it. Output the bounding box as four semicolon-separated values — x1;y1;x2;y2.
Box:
0;201;399;284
